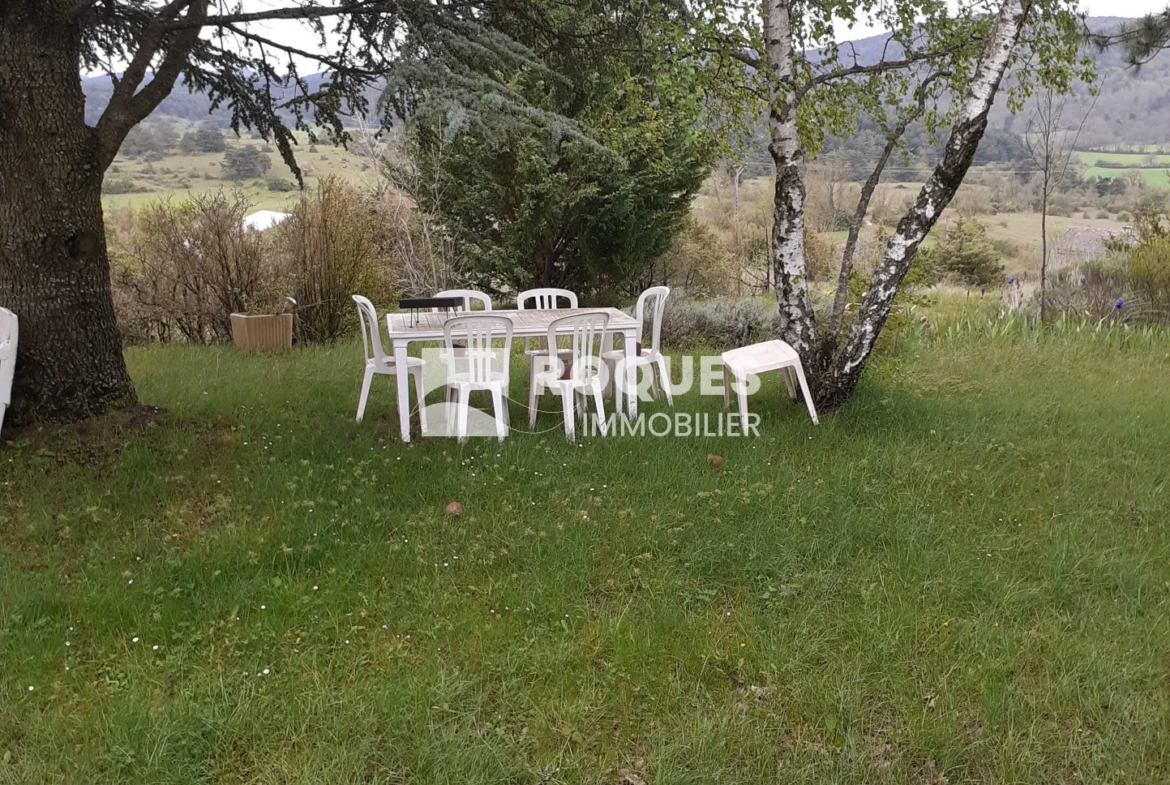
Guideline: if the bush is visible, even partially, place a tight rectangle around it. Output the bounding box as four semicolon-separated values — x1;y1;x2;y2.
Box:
180;126;226;154
1128;234;1170;319
925;218;1005;287
804;228;835;282
103;177;148;194
658;298;777;350
275;177;395;343
223;146;272;180
266;176;296;192
110;193;280;344
645;217;737;297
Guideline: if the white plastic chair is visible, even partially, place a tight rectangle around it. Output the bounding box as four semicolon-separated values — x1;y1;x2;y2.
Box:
352;295;427;431
432;289;492;313
530;311;609;440
443;315;512;442
0;308;17;435
517;287;578;407
602;286;671;411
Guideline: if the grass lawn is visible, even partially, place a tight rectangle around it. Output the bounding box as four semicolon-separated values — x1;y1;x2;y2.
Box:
3;334;1170;783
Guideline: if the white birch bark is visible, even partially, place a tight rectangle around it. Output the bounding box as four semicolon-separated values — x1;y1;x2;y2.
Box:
764;0;818;358
824;0;1031;406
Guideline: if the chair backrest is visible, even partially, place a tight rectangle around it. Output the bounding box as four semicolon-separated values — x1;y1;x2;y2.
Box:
518;289;578;353
433;289;492;313
0;308;17;409
547;311;609;384
635;286;670;353
517;288;578;311
444;315;513;384
352;295;387;364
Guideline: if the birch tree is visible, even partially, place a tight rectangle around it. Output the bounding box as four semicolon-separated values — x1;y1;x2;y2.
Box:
697;0;1088;409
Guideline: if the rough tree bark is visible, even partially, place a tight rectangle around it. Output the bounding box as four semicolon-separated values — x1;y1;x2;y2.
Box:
0;3;137;424
764;0;818;362
0;0;206;426
821;0;1033;408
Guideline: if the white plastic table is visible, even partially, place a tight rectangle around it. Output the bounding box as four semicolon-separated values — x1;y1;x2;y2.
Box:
721;339;819;425
386;307;641;442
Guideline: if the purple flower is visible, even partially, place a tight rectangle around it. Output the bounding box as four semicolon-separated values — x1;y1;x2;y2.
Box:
1115;298;1124;310
1080;277;1086;285
980;287;986;297
1008;276;1016;285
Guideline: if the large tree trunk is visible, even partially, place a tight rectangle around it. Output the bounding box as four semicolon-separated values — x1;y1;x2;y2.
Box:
0;4;137;426
820;0;1031;408
764;0;818;362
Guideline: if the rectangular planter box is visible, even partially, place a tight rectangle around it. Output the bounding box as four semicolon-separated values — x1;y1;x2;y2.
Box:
230;313;293;352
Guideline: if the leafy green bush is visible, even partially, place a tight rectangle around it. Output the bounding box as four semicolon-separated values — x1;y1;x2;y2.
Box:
923;218;1005;287
1127;215;1170;319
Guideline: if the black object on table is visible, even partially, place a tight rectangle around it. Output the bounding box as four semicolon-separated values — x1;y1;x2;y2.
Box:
397;296;463;327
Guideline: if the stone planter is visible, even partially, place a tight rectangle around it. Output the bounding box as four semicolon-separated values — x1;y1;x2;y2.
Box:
230;313;293;352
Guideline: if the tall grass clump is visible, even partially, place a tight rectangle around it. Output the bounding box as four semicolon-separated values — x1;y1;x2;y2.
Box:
276;178;395;343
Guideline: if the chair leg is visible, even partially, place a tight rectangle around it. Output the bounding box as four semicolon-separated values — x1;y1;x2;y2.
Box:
528;363;539;429
791;363;820;425
456;385;471;443
592;382;608;436
781;367;797;400
491;387;507;442
413;367;428;436
356;365;375;422
655;354;674;407
648;361;659;400
501;385;511;429
613;361;623;418
561;387;576;440
722;363;731;411
736;370;750;428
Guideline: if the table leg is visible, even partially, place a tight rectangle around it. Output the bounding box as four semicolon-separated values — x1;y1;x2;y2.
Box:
624;328;638;419
394;338;412;442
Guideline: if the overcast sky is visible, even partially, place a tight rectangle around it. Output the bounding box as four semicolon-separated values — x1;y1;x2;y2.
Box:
91;0;1170;79
252;0;1170;70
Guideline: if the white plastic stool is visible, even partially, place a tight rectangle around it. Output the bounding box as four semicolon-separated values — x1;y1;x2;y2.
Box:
721;340;818;425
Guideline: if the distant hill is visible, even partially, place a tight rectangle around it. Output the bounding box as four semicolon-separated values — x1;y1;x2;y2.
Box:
82;72;381;128
83;17;1169;149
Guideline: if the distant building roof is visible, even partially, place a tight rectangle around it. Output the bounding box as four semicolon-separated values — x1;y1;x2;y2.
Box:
1051;226;1136;270
242;210;291;232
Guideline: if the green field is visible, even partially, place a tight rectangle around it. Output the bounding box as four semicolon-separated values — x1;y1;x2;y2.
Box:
101;139;375;213
1077;151;1170;188
3;327;1170;782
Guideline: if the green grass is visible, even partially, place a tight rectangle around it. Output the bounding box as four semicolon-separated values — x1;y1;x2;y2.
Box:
3;334;1170;783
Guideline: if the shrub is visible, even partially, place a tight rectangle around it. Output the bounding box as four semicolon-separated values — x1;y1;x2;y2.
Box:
103;177;148;194
180;125;226;154
644;217;737;297
110;192;280;344
804;228;835;282
1128;235;1170;319
658;297;777;350
266;176;296;192
275;177;395;343
223;146;272;180
925;218;1005;287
